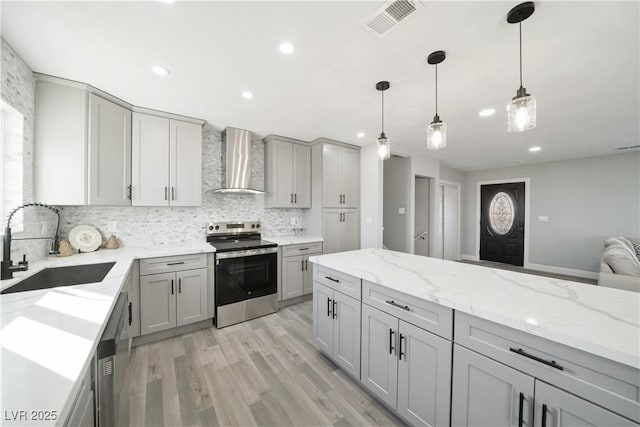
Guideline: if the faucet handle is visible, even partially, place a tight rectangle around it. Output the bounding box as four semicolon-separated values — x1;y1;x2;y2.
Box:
19;254;27;266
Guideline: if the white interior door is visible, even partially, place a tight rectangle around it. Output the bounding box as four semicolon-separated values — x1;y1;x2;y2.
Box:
414;177;430;256
440;183;459;261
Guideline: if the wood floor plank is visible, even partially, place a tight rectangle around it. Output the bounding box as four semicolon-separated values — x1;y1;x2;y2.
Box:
124;300;406;427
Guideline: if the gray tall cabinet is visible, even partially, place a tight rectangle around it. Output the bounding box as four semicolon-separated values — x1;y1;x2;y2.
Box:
303;138;361;254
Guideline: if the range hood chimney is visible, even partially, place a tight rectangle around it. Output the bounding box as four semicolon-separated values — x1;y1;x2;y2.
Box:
212;127;265;194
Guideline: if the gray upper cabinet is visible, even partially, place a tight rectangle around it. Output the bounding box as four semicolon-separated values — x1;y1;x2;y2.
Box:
322;143;360;208
34;78;132;205
132;112;202;207
534;381;637;427
452;344;535;427
264;135;311;208
88;93;132;205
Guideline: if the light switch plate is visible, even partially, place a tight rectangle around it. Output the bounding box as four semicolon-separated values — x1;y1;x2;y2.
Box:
538;216;549;222
398;207;405;215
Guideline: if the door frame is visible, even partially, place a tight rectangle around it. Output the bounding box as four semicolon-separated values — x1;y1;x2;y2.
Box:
475;178;530;268
440;180;461;261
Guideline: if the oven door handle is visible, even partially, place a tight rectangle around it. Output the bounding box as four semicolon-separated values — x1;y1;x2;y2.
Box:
215;247;278;260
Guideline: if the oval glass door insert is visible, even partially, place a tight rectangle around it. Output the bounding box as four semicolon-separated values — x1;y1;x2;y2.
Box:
489;192;515;235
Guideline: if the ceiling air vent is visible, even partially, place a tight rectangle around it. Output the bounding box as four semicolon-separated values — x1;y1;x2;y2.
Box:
364;0;423;39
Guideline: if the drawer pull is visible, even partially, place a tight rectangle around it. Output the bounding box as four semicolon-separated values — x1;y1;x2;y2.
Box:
509;347;564;370
541;404;548;427
325;276;340;283
167;261;185;266
386;300;410;311
298;247;310;251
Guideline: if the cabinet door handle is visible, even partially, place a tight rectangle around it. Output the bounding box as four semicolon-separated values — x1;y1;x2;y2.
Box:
178;278;182;293
324;276;340;283
291;193;294;204
389;329;395;355
509;348;564;370
385;300;411;311
171;279;174;295
343;194;346;204
294;193;297;203
332;299;337;319
127;185;132;200
305;260;308;270
327;297;332;317
541;404;548;427
167;261;185;266
338;194;341;204
398;333;405;360
171;186;175;200
301;260;304;271
164;186;168;201
128;302;132;326
518;392;524;427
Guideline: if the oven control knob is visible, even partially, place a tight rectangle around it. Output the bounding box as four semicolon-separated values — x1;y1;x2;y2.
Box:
208;225;214;231
256;223;260;228
251;224;255;229
215;225;220;230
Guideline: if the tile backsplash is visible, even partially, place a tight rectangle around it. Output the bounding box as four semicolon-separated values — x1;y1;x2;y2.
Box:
60;124;303;247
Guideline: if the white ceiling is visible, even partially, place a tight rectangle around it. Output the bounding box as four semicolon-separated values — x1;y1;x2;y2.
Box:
2;1;638;171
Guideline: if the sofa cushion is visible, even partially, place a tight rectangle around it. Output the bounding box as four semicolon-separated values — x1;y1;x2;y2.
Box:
604;237;635;252
603;242;640;276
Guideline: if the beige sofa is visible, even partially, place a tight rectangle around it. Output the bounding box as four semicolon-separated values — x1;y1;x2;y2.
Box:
599;237;640;292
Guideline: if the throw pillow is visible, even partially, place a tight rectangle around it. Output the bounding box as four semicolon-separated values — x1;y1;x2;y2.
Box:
603;242;640;277
605;237;634;253
633;242;640;261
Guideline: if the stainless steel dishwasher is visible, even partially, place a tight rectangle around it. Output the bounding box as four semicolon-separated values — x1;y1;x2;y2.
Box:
96;291;130;427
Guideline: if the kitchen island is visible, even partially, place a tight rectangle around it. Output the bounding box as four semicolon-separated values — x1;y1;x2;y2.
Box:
309;248;640;426
0;243;215;426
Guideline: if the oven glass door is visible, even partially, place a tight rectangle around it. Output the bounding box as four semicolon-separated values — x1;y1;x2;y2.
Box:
215;250;277;306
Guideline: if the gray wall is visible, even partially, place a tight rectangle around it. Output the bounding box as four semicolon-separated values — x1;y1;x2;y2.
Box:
383;155;411;252
440;165;464;184
461;152;640;272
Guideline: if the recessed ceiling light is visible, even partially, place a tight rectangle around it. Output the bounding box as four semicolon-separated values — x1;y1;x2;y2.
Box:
529;146;541;152
479;108;496;117
241;91;254;99
357;132;365;138
160;0;175;3
279;42;295;55
152;66;169;76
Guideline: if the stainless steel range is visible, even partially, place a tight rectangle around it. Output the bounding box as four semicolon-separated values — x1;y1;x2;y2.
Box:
207;221;278;328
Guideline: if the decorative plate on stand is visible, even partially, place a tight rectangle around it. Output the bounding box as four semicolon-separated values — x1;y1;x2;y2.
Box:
69;225;102;252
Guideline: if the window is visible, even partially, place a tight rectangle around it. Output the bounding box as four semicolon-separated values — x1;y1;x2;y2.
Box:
1;99;24;231
489;191;514;235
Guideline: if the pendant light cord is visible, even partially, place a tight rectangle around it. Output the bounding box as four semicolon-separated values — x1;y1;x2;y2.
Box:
435;63;439;116
519;22;523;88
381;89;385;133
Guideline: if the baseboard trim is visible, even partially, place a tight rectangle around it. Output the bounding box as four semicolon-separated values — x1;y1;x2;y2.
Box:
279;293;312;308
525;262;598;280
460;254;479;261
133;318;213;347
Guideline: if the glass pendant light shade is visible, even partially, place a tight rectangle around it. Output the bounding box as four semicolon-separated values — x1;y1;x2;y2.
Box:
427;119;447;150
377;134;390;160
507;92;536;132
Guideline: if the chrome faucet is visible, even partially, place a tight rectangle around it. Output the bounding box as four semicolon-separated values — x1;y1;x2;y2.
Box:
1;203;61;280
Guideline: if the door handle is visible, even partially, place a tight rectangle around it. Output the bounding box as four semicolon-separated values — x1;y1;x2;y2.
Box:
294;193;297;203
171;279;174;295
301;260;304;271
178;278;182;293
164;186;168;201
389;329;395;355
128;302;132;326
342;194;346;204
327;297;332;317
332;299;337;319
127;185;132;200
398;333;405;360
541;404;548;427
291;193;294;204
518;392;524;427
305;260;308;270
171;186;175;201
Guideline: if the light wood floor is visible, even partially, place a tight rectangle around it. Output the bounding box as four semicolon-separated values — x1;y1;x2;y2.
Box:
119;300;405;427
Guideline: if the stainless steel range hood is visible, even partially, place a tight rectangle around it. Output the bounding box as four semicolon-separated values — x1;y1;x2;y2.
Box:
211;127;265;194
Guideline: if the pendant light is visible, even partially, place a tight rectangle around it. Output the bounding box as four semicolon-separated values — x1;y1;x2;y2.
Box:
427;50;447;150
506;2;536;132
376;81;391;160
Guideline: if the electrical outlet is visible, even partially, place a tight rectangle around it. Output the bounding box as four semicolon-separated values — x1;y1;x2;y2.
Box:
107;221;118;232
398;207;405;215
40;222;47;236
538;216;549;222
290;217;296;226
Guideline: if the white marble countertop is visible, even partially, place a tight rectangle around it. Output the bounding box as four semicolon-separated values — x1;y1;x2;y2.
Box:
0;242;215;426
309;248;640;369
263;235;323;246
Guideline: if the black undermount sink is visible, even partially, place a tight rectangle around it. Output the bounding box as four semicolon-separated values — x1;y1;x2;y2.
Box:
1;262;116;295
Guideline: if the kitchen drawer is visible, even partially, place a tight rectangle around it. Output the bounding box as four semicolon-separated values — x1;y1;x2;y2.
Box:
313;265;361;301
282;242;323;258
140;253;207;275
455;311;640;423
362;280;453;340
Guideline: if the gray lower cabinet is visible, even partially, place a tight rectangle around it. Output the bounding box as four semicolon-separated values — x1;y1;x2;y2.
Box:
322;208;359;254
452;344;534;427
534;381;637;427
362;303;452;427
281;243;323;300
312;281;361;378
65;365;94;427
140;268;207;335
